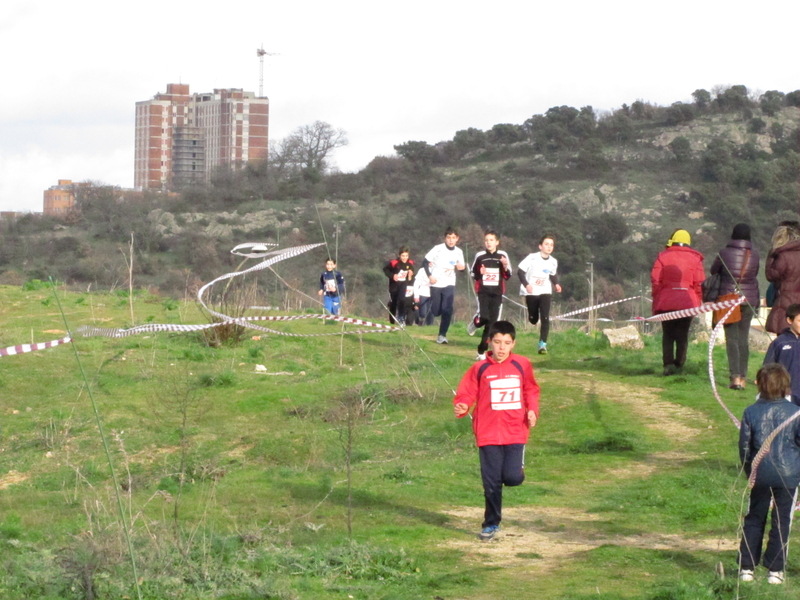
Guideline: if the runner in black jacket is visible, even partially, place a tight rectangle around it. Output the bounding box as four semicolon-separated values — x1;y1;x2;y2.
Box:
468;230;511;359
383;246;415;325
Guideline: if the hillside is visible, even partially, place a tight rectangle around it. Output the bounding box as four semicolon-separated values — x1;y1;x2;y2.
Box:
0;85;798;319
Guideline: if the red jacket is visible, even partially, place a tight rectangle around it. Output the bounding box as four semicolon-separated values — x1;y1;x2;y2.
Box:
453;352;540;447
650;245;704;314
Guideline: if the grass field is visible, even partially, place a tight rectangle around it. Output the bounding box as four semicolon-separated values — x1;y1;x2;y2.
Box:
0;283;792;599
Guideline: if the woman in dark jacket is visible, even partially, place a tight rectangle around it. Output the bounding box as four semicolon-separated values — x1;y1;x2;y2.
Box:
710;224;760;390
766;223;800;334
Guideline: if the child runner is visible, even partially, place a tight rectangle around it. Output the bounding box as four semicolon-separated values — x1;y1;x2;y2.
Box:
453;321;540;541
414;268;435;326
468;230;512;360
518;234;562;354
738;363;800;585
423;227;466;344
763;303;800;406
383;246;415;325
318;258;345;317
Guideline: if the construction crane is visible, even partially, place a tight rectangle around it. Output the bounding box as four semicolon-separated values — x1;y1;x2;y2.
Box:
256;44;279;98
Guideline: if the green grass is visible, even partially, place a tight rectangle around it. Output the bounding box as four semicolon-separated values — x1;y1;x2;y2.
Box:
0;284;787;599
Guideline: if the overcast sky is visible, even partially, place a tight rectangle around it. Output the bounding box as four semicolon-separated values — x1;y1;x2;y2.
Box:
1;0;798;213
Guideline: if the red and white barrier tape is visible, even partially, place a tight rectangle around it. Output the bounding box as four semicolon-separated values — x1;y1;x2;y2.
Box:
639;296;745;323
705;300;746;429
552;296;642;321
0;243;402;357
76;314;400;339
0;336;72;357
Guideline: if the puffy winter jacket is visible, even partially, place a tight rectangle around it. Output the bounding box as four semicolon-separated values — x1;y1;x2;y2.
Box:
710;239;760;306
739;397;800;488
650;245;705;314
766;240;800;333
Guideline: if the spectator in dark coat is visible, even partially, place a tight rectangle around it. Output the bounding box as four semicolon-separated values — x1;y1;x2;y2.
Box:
766;223;800;334
651;229;705;375
710;223;760;390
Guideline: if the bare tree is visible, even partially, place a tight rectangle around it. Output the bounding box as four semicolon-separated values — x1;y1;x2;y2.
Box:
271;121;348;180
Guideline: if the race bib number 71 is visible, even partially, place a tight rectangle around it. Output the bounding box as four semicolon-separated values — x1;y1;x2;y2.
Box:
489;378;521;410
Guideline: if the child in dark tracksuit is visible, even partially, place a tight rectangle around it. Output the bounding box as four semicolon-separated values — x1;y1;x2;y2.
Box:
453;321;540;541
383;246;415;325
763;302;800;406
468;230;512;360
318;259;345;316
738;363;800;585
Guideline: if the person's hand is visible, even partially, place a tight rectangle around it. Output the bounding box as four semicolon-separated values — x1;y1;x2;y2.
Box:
527;411;538;428
500;256;509;268
456;263;466;271
480;265;486;274
393;274;399;281
454;403;469;418
555;284;562;293
429;276;438;285
526;284;533;294
318;290;323;296
414;297;420;303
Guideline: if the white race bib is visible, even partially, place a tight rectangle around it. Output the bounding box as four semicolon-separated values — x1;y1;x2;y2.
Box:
405;287;414;298
397;270;407;281
482;267;500;286
490;378;521;411
325;279;337;292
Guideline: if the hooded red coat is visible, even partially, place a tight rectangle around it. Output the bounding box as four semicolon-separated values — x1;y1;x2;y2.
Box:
650;245;705;314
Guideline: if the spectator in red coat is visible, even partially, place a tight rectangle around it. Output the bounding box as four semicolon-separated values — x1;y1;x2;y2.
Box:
651;229;705;375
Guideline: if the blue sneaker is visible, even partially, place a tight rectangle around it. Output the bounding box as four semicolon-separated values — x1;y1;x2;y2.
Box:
478;525;499;541
538;341;547;355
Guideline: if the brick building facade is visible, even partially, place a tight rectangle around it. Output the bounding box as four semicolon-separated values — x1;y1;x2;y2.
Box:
43;179;76;216
134;83;269;191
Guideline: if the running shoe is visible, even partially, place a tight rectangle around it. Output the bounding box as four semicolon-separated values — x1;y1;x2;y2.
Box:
768;571;785;585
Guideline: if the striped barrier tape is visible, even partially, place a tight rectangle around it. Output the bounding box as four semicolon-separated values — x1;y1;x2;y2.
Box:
0;243;402;357
551;296;642;320
76;314;400;339
0;336;72;357
638;296;746;322
705;300;745;428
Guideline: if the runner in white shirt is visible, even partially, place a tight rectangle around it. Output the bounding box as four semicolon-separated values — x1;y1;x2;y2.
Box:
423;228;466;344
413;269;435;326
518;235;562;354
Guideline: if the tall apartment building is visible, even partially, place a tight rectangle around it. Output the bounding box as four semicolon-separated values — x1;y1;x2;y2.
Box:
134;83;269;191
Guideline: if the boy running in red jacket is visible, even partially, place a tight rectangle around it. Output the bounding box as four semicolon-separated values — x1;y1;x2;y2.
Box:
454;321;540;540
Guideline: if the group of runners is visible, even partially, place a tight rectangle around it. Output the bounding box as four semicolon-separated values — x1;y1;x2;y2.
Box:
380;228;562;358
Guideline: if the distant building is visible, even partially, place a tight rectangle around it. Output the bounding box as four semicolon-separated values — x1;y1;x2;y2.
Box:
43;179;76;216
134;83;269;191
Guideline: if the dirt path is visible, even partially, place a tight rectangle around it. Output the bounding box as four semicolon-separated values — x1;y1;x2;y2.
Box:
440;370;737;571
